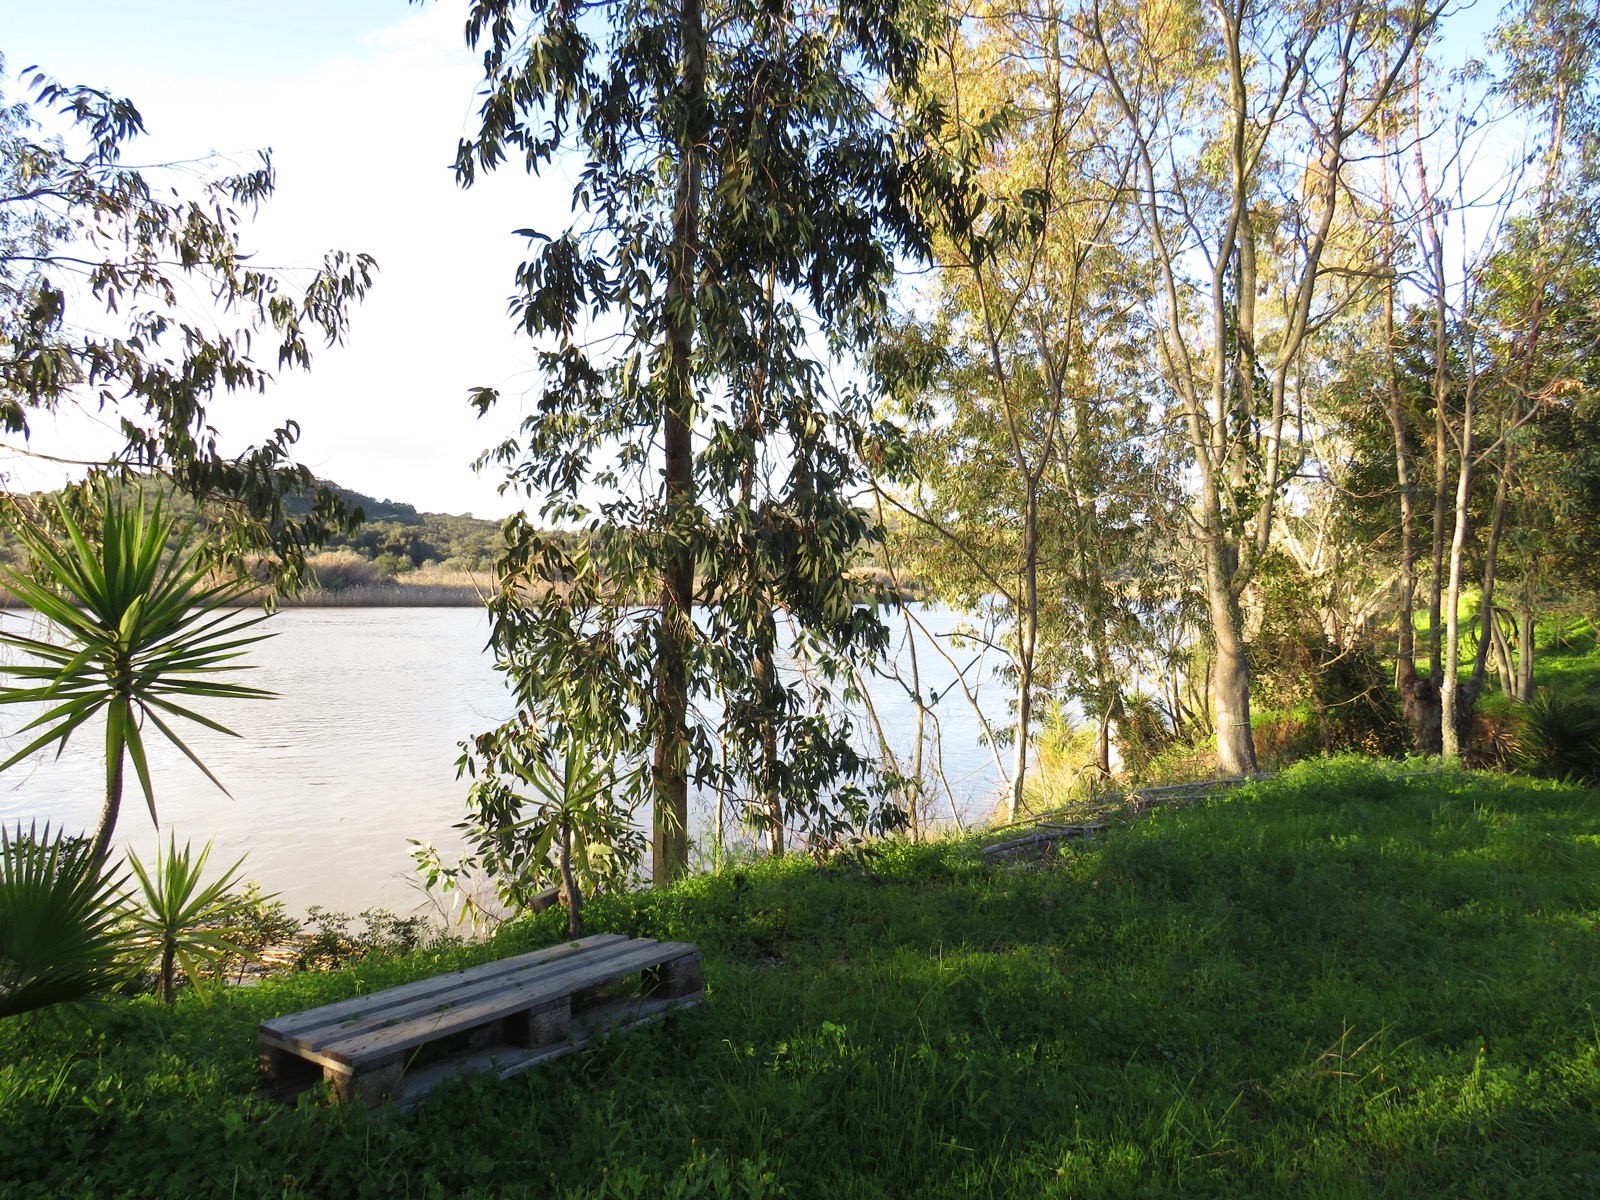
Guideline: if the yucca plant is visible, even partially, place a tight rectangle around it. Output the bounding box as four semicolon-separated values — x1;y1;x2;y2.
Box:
125;837;256;1003
1510;691;1600;786
0;823;136;1019
0;486;275;861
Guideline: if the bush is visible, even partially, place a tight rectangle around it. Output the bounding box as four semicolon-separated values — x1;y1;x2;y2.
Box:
1509;691;1600;785
371;552;414;578
0;825;135;1018
307;551;383;591
296;906;433;971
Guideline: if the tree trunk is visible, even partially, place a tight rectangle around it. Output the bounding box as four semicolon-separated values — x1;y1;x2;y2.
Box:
559;819;582;938
753;639;783;856
1463;440;1512;718
1381;170;1433;753
91;737;125;864
1517;595;1536;702
1491;611;1517;699
1440;384;1474;760
1007;482;1040;822
160;943;176;1005
1206;535;1256;776
653;0;705;888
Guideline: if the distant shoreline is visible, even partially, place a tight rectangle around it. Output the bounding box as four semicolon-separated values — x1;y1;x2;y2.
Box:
270;583;486;608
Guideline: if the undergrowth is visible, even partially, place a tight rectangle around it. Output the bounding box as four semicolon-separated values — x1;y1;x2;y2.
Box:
1;758;1597;1198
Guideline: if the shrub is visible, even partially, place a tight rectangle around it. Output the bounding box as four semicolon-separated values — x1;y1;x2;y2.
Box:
371;552;413;577
1509;691;1600;785
295;906;432;971
307;550;383;591
0;825;135;1018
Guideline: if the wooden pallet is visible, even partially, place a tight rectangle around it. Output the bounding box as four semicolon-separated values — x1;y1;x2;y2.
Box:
259;933;702;1110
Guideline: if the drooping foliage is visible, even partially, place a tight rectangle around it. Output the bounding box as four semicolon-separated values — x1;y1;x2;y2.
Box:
450;0;942;879
0;59;374;579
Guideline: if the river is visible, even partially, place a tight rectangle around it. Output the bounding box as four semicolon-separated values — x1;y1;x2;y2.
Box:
0;606;1013;913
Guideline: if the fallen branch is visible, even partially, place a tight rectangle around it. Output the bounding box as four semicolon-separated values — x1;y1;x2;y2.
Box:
979;822;1109;860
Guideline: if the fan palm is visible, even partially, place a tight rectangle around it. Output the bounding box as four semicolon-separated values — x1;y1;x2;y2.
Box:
0;487;275;861
0;822;136;1018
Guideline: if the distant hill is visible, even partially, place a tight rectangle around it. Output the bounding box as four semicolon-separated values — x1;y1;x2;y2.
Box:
293;478;505;574
0;477;507;576
282;480;425;526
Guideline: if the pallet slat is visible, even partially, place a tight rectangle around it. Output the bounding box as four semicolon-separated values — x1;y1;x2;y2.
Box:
261;933;630;1040
266;937;687;1059
258;934;704;1108
264;936;658;1052
319;941;699;1068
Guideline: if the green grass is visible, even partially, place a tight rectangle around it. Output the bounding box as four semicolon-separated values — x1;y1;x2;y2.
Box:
2;758;1599;1198
1530;617;1600;702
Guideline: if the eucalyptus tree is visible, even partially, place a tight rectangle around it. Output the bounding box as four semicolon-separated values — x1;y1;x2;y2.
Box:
0;61;374;577
1078;0;1441;774
1339;0;1600;754
879;0;1182;818
1457;0;1600;717
449;0;939;881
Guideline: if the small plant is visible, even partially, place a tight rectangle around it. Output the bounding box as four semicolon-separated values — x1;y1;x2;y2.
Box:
125;837;257;1004
417;717;646;934
295;906;431;971
1509;691;1600;786
0;823;135;1018
214;883;300;983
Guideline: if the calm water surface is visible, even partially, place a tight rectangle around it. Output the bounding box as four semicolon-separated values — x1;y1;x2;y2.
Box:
0;607;1007;912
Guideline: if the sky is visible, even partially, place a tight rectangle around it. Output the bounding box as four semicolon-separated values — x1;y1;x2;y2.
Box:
0;0;573;519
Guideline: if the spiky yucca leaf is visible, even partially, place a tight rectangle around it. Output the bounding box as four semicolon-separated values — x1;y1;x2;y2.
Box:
0;487;276;859
1510;692;1600;786
125;836;257;1003
0;823;135;1018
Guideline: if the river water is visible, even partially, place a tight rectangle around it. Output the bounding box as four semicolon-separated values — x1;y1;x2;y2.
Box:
0;606;1012;913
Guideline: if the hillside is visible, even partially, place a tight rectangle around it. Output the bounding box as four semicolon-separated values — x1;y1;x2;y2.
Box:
286;479;506;575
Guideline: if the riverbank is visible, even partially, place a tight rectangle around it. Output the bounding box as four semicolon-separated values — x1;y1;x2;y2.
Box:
273;581;485;606
3;758;1596;1198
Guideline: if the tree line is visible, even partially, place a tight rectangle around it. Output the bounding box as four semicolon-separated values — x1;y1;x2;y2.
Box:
4;0;1599;910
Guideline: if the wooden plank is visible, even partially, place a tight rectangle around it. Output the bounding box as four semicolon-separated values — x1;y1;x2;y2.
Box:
320;940;700;1067
268;937;677;1055
319;941;700;1068
386;991;703;1114
261;934;630;1041
257;939;678;1078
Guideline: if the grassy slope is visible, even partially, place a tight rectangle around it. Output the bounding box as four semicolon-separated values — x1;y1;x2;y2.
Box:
2;759;1598;1199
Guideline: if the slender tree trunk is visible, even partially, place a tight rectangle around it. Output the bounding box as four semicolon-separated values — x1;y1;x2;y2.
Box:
653;0;705;887
1007;481;1040;822
160;943;176;1005
1464;440;1512;714
1440;386;1475;759
559;819;582;937
752;637;783;855
744;267;782;856
91;741;125;864
1516;592;1536;702
1491;611;1516;699
1380;138;1430;751
1418;65;1448;756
